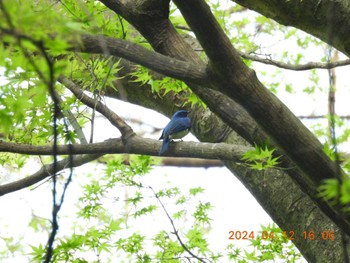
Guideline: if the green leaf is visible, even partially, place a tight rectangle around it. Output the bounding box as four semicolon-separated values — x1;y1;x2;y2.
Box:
133;205;158;218
193;202;212;224
185;228;209;254
340;178;350;204
189;187;205;196
318;178;339;202
244;250;257;261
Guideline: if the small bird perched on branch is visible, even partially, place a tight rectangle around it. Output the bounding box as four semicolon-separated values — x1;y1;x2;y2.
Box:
159;110;191;155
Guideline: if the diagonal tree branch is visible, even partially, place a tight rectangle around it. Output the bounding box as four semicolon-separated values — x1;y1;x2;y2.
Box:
67;34;208;85
0;27;208;85
0;153;103;197
58;75;135;139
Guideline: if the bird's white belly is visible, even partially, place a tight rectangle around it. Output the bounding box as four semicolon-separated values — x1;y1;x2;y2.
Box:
169;129;190;140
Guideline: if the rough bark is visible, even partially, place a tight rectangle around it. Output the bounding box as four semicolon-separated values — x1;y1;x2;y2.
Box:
0;138;249;159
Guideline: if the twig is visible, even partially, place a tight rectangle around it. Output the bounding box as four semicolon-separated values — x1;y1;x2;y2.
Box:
149;186;211;263
56;94;88;144
237;50;350;71
298;115;350;120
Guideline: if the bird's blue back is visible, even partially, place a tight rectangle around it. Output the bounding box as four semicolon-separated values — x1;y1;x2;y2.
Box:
159;110;191;155
161;116;191;139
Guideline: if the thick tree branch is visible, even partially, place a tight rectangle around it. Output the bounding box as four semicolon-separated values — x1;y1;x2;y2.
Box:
68;34;207;85
0;27;207;85
0;138;250;160
0;138;248;196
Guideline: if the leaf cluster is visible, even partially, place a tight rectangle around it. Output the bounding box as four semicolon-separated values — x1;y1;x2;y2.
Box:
241;144;281;170
23;154;301;262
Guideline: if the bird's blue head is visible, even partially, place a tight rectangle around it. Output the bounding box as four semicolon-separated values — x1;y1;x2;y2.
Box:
172;110;189;118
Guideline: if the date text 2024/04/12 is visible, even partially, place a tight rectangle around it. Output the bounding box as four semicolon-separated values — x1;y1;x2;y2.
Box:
228;230;335;241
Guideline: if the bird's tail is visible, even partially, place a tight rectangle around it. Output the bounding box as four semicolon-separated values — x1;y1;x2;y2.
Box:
159;137;170;155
